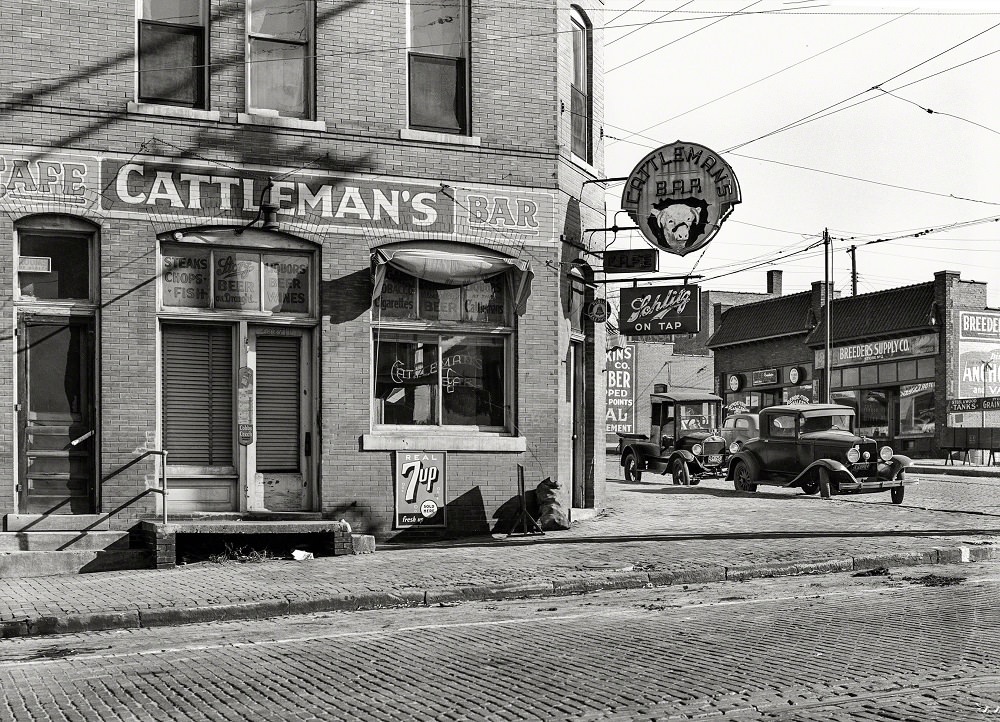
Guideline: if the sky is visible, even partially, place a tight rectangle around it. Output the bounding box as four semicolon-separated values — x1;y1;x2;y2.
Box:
599;0;1000;306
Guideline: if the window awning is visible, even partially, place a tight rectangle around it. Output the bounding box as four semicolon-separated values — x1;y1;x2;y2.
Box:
371;240;534;315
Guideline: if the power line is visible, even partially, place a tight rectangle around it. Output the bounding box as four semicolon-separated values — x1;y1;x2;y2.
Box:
874;87;1000;138
606;0;695;47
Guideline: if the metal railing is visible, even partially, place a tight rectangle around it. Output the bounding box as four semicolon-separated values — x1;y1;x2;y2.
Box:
101;449;170;523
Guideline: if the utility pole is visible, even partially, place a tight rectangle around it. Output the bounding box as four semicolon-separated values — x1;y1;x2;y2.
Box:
848;245;858;296
824;228;832;403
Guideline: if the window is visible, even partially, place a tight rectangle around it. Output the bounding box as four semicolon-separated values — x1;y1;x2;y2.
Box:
570;8;591;161
138;0;207;108
373;267;511;430
898;383;935;436
161;324;234;466
247;0;313;119
408;0;469;134
769;414;796;438
17;225;93;302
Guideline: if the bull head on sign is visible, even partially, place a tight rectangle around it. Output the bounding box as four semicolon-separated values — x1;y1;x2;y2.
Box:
647;198;710;255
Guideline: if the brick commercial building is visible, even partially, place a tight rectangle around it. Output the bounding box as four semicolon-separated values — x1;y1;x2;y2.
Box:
709;271;999;458
1;0;608;539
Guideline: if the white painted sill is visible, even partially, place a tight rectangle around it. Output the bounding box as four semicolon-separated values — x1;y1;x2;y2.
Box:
399;128;481;147
238;112;326;132
362;433;526;453
127;102;220;122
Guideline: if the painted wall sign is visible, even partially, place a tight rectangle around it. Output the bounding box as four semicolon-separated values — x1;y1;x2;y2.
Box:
948;398;982;413
956;312;1000;401
621;141;741;257
0;153;98;208
603;248;659;273
17;256;52;273
619;285;700;336
814;333;939;369
751;369;778;387
395;451;446;528
161;247;211;308
606;344;636;436
263;254;310;313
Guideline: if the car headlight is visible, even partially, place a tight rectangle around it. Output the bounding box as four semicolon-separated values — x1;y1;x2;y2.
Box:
729;442;740;454
846;447;860;463
879;446;893;462
692;443;703;456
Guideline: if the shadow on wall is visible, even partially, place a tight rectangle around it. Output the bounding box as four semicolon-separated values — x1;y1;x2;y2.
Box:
321;269;374;323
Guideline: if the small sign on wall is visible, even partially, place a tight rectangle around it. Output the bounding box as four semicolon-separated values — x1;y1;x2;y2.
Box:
395;451;446;528
18;256;52;273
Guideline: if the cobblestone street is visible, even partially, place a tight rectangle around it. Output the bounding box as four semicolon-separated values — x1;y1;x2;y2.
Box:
2;561;998;720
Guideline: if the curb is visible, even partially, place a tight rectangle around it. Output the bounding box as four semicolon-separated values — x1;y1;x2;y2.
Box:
3;543;999;639
911;465;1000;478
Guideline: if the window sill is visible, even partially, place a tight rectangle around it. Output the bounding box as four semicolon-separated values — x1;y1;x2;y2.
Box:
238;112;326;132
400;128;481;147
127;102;220;122
362;433;526;453
569;151;598;177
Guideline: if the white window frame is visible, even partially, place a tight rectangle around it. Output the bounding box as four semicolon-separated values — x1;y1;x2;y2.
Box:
136;0;209;109
570;6;592;163
406;0;471;135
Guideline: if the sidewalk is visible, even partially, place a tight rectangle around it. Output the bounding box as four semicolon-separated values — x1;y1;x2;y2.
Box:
2;468;1000;639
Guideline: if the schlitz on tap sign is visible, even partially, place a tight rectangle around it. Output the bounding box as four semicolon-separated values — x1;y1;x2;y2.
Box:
619;284;700;336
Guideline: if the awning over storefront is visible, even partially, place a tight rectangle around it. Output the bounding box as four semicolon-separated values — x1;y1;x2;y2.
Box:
371;240;534;315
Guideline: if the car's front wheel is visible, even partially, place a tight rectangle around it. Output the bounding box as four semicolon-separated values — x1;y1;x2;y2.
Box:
890;485;905;505
671;459;690;486
623;453;642;483
800;480;819;495
731;460;757;492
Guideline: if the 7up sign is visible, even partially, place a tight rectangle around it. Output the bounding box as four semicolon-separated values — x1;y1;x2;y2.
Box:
395;451;447;528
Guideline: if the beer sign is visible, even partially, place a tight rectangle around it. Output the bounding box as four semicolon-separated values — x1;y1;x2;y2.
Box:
619;284;700;336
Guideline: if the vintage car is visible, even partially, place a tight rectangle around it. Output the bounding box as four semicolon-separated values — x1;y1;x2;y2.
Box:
725;404;914;503
617;390;729;485
720;412;759;450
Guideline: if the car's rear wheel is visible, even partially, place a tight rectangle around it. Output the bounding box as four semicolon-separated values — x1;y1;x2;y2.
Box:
671;459;690;486
623;453;642;483
732;460;757;492
890;486;905;505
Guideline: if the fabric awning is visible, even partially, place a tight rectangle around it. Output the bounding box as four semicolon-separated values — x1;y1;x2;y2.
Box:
371;240;533;316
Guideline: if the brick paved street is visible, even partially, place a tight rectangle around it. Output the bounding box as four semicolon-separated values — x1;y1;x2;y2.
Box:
2;561;998;720
1;469;999;635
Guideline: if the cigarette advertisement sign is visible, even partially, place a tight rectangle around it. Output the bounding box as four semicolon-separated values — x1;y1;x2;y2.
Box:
395;451;446;528
606;344;637;437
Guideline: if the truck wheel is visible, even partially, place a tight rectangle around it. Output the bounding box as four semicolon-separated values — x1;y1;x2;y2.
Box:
671;459;690;486
731;460;757;493
623;453;642;483
801;480;819;495
890;486;904;505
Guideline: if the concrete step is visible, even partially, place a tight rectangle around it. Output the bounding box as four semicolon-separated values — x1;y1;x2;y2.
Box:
0;549;151;578
4;514;111;532
0;531;132;552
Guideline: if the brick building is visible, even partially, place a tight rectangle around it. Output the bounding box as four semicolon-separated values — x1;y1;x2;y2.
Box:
709;271;999;458
1;0;608;539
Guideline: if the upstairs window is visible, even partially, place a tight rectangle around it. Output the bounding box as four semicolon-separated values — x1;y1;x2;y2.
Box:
408;0;470;134
570;7;591;161
138;0;208;108
247;0;314;119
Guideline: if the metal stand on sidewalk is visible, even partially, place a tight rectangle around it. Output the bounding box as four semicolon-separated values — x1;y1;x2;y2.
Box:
507;464;544;538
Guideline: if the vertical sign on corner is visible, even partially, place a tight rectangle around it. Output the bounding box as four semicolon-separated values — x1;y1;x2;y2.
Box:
395;451;447;528
606;344;637;443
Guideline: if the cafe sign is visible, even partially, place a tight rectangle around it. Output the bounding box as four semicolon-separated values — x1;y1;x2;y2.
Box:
603;248;658;274
395;451;446;528
621;141;741;257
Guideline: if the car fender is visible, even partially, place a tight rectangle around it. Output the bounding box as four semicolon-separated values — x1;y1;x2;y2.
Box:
725;451;761;481
669;450;697;466
786;459;849;487
886;454;913;479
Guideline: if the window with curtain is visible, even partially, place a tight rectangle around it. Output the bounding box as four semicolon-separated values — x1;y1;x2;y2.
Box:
570;7;591;161
138;0;207;108
373;266;511;430
247;0;313;118
161;324;234;466
408;0;469;134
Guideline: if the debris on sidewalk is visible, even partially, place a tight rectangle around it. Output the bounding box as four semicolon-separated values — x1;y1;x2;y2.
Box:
852;567;890;577
292;550;315;561
903;574;965;587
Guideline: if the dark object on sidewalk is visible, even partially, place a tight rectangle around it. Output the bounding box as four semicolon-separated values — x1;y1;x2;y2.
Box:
506;465;544;537
535;477;570;531
904;574;965;587
853;567;890;577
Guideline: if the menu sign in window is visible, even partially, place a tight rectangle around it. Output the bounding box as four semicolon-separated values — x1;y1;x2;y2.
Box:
162;246;210;308
263;254;309;313
215;251;261;310
463;278;505;324
378;269;417;318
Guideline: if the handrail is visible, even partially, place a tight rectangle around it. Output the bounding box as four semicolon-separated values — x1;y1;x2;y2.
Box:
101;449;170;524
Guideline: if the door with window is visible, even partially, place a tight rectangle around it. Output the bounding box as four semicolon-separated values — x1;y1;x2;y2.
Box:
17;318;96;514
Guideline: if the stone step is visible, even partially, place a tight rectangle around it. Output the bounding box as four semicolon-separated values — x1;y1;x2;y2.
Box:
0;549;151;578
0;531;132;552
4;514;111;532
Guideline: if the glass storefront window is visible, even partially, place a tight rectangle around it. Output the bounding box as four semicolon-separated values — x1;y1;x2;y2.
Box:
440;335;505;426
19;232;92;301
842;367;860;387
859;389;890;439
917;357;934;379
262;254;310;313
374;334;440;425
878;363;897;383
830;369;842;388
860;364;878;386
161;247;211;308
377;266;508;325
898;382;935;436
898;359;917;381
